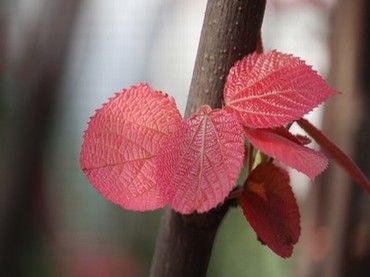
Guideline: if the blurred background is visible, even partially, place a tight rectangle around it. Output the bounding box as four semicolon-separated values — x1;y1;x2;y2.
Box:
1;0;369;276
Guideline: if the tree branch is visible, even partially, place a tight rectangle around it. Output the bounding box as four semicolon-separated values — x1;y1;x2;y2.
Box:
150;1;266;276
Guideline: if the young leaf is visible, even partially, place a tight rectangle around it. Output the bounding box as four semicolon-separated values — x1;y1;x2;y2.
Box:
297;118;370;193
224;50;337;128
80;83;182;211
156;106;244;214
240;163;301;258
244;127;328;179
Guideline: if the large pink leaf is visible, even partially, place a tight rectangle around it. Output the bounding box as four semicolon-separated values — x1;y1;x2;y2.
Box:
224;50;337;128
240;162;301;258
297;118;370;192
244;127;328;179
156;106;244;214
80;83;182;211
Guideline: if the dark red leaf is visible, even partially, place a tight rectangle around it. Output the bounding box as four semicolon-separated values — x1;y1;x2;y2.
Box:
240;163;301;257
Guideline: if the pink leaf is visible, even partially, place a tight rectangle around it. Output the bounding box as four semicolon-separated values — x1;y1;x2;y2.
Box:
80;83;182;211
156;106;244;214
297;118;370;193
244;127;328;179
224;50;337;128
240;162;301;258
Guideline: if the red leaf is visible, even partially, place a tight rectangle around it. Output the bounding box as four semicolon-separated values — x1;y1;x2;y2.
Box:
224;50;337;128
244;127;328;179
80;83;182;211
156;106;244;214
297;118;370;193
240;163;301;258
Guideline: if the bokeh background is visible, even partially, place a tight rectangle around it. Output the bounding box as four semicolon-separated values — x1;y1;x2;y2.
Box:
1;0;369;276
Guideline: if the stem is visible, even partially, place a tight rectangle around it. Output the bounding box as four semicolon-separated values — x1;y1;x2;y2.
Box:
150;206;230;277
297;118;370;192
150;1;266;276
227;188;244;200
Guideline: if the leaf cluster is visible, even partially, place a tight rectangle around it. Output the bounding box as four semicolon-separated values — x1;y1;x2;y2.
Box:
80;50;369;257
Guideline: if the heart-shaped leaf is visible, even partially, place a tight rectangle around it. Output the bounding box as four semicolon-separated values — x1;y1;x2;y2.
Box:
156;106;244;214
224;50;337;128
80;83;182;211
244;127;328;179
240;162;301;258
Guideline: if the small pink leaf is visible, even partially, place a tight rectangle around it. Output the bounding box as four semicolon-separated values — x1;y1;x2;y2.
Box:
240;162;301;258
224;50;337;128
297;118;370;193
156;106;244;214
80;83;182;211
244;127;328;179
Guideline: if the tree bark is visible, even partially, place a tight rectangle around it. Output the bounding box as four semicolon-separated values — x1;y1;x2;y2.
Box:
150;1;266;276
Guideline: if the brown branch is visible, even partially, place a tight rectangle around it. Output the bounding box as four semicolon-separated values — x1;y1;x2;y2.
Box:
150;1;266;276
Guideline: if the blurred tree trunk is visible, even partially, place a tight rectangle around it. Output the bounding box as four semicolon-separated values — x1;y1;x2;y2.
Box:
150;1;266;276
0;0;82;275
298;0;370;276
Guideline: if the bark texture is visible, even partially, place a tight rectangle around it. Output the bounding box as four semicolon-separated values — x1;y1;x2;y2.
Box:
150;1;266;276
